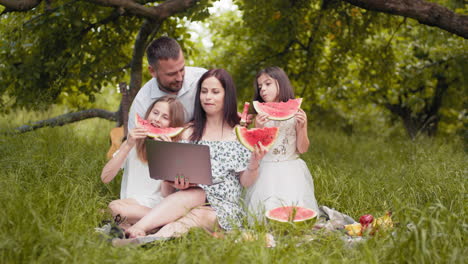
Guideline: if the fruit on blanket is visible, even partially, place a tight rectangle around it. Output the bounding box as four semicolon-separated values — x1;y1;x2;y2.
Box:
345;212;394;237
372;211;393;231
253;98;302;121
235;126;279;152
359;214;374;227
135;114;185;138
239;102;250;126
344;223;362;236
265;206;317;223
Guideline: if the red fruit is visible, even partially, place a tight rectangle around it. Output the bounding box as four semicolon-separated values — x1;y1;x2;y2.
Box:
359;214;374;227
240;102;250;126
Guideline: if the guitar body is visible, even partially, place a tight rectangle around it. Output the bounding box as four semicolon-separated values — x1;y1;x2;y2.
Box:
107;82;130;160
107;126;124;160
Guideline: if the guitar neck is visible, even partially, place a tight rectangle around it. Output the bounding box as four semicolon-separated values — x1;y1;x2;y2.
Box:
119;82;130;137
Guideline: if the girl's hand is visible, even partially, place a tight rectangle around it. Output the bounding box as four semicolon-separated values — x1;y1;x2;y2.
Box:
255;113;269;128
295;109;307;129
238;112;254;126
127;127;148;146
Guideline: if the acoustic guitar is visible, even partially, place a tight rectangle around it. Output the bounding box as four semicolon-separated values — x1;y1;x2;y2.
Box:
106;82;130;160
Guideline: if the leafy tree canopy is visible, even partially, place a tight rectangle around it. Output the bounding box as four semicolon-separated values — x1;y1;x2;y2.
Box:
200;0;467;137
0;0;212;111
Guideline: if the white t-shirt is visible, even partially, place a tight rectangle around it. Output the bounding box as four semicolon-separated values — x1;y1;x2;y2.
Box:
121;66;207;205
128;66;207;130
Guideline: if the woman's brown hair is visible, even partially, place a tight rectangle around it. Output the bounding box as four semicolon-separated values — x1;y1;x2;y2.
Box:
189;69;240;142
136;95;186;162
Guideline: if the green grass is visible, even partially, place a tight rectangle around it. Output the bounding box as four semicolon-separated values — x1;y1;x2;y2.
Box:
0;109;466;263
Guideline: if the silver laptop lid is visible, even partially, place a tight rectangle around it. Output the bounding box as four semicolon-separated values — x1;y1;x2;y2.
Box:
145;139;213;185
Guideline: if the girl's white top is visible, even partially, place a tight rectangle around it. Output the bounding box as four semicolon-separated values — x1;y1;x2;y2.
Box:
245;117;319;222
119;148;163;208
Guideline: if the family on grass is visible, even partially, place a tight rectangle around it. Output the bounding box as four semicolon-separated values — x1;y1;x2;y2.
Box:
100;37;319;241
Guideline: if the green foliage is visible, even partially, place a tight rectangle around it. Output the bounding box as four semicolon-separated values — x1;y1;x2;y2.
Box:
199;0;467;136
0;110;466;262
0;1;141;111
0;0;216;113
0;0;466;137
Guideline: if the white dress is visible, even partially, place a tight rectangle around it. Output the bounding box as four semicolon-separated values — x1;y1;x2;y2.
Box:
245;117;319;222
119;148;163;208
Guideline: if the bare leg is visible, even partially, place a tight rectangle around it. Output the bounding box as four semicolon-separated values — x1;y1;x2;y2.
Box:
108;198;151;224
154;206;218;238
126;187;206;238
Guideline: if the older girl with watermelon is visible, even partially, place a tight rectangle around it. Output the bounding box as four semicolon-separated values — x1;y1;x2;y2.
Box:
123;69;268;241
245;66;319;223
101;95;203;225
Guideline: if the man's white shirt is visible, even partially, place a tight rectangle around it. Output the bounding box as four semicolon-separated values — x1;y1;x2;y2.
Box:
128;66;207;130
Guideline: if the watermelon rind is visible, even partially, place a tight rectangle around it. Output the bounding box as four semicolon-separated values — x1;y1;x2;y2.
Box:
265;206;317;224
235;126;279;152
135;114;185;138
253;98;303;121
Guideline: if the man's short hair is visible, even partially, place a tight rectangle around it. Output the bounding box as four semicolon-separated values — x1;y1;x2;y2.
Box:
146;37;182;68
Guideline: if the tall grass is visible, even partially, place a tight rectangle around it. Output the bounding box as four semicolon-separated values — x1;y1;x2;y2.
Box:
0;109;466;263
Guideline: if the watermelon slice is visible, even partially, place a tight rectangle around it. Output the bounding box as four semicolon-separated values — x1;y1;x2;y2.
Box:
253;98;302;121
265;206;317;223
235;126;279;152
135;114;185;138
239;102;250;126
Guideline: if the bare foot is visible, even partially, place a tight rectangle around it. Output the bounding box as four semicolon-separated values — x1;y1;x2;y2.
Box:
126;226;146;238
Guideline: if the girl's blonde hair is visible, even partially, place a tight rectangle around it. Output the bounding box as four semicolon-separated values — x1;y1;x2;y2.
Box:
136;95;186;162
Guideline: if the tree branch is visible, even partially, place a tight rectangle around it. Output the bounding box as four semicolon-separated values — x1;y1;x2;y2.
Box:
86;0;199;20
10;109;117;134
80;7;124;35
342;0;468;39
0;0;42;12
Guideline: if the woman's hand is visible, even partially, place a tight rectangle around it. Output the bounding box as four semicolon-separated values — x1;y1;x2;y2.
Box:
127;127;148;146
255;113;270;128
251;141;268;165
240;142;268;187
295;109;307;129
166;176;196;190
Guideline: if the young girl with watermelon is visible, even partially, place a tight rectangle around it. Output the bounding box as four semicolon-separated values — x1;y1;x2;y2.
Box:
122;69;268;241
101;95;205;225
245;66;319;223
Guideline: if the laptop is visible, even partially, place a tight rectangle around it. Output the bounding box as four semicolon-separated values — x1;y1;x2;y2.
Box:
145;139;213;185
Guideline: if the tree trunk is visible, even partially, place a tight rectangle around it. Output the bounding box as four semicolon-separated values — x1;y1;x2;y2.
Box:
128;19;162;104
384;73;449;139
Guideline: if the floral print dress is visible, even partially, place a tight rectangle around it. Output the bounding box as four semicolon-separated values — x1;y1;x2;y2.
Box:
183;140;251;230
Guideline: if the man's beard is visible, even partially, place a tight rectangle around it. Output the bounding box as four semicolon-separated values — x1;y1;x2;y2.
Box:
157;79;183;94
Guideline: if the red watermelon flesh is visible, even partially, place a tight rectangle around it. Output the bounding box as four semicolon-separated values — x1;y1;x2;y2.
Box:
253;98;302;121
266;206;317;223
235;126;279;152
240;102;250;126
135;114;185;138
